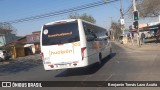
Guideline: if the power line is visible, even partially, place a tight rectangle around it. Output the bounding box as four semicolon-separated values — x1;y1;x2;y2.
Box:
3;0;119;24
123;4;132;16
4;1;106;24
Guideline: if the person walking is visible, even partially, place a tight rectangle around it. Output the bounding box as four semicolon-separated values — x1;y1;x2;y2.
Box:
156;28;160;43
141;33;145;45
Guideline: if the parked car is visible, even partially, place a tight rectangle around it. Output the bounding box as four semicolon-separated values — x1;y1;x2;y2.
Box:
0;50;10;61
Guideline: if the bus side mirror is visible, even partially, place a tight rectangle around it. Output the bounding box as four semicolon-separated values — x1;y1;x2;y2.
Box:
108;36;110;39
106;33;108;36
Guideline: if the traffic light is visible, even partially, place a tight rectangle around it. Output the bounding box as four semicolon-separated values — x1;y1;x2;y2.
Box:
133;21;138;29
133;11;139;20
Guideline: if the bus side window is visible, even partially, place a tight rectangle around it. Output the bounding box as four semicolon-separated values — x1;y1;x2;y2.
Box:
106;32;110;40
90;30;97;39
85;29;97;42
84;28;90;35
103;32;108;41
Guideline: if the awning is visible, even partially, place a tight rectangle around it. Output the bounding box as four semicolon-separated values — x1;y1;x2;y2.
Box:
24;44;34;47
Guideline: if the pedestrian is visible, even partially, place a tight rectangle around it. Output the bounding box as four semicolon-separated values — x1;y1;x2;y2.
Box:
141;33;145;44
156;28;160;43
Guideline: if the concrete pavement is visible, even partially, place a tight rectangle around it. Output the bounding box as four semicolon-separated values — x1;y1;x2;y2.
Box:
1;42;160;90
0;54;41;65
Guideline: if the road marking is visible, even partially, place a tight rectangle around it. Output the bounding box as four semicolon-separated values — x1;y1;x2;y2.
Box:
116;60;120;63
105;74;113;81
119;50;144;53
96;74;113;90
82;75;92;81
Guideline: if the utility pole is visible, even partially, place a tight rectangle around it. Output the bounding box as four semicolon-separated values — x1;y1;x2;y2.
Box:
120;0;123;19
120;0;126;44
120;0;125;35
120;0;124;35
109;17;114;40
132;0;140;47
132;0;136;11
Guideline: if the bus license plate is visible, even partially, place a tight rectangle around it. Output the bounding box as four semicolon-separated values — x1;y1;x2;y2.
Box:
59;64;67;67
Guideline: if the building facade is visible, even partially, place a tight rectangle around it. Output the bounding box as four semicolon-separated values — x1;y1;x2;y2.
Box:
0;30;17;46
26;31;41;54
26;31;40;43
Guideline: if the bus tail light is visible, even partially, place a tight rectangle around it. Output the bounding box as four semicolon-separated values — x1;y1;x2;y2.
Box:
81;47;86;60
48;65;54;68
73;61;78;66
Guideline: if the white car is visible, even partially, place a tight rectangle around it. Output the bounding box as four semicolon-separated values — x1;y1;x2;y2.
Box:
0;50;10;61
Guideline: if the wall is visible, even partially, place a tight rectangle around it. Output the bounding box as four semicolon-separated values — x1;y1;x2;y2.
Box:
33;34;40;42
5;34;17;44
26;34;40;43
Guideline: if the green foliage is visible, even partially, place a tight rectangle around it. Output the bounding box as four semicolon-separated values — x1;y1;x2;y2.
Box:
69;13;96;24
0;22;17;34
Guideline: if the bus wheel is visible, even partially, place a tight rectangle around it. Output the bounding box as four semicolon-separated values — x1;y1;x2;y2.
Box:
108;48;112;58
98;53;102;66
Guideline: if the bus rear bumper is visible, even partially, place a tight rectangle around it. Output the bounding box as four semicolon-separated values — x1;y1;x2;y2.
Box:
43;60;89;71
44;64;88;71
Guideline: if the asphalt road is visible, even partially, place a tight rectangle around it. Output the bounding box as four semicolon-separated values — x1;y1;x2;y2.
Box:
0;42;160;90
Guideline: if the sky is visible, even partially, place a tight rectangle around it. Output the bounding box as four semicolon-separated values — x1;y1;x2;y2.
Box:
0;0;132;36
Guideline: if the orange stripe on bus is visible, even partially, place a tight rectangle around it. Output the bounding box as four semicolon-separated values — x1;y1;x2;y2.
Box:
49;49;73;57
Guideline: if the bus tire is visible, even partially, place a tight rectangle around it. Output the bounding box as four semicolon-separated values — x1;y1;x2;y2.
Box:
0;57;3;62
98;53;102;66
108;48;112;58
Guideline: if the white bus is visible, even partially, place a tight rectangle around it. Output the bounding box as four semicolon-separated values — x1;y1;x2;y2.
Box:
40;19;112;70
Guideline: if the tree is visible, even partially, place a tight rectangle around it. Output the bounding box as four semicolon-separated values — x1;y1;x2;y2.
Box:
69;13;96;23
0;23;17;34
110;21;122;39
130;0;160;18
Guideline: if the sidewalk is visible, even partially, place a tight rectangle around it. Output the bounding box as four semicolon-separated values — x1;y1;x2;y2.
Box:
0;54;41;65
123;41;160;51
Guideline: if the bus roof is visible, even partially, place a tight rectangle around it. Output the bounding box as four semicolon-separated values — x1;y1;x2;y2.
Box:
44;19;77;26
44;19;107;31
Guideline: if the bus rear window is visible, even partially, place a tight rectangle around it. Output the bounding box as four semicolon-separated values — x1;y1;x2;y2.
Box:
42;21;80;45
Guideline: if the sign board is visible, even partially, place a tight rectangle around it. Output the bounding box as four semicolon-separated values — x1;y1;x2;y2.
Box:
120;19;125;25
148;22;159;26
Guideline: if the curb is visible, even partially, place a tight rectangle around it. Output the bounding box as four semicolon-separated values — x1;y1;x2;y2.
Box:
0;61;10;65
113;41;136;50
0;54;41;66
113;41;160;51
123;43;160;51
123;44;138;50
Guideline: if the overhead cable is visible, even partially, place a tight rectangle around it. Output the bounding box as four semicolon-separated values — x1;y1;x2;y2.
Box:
3;0;118;24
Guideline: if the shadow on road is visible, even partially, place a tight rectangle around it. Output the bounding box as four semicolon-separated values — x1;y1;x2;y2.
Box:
55;53;116;77
0;59;42;75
